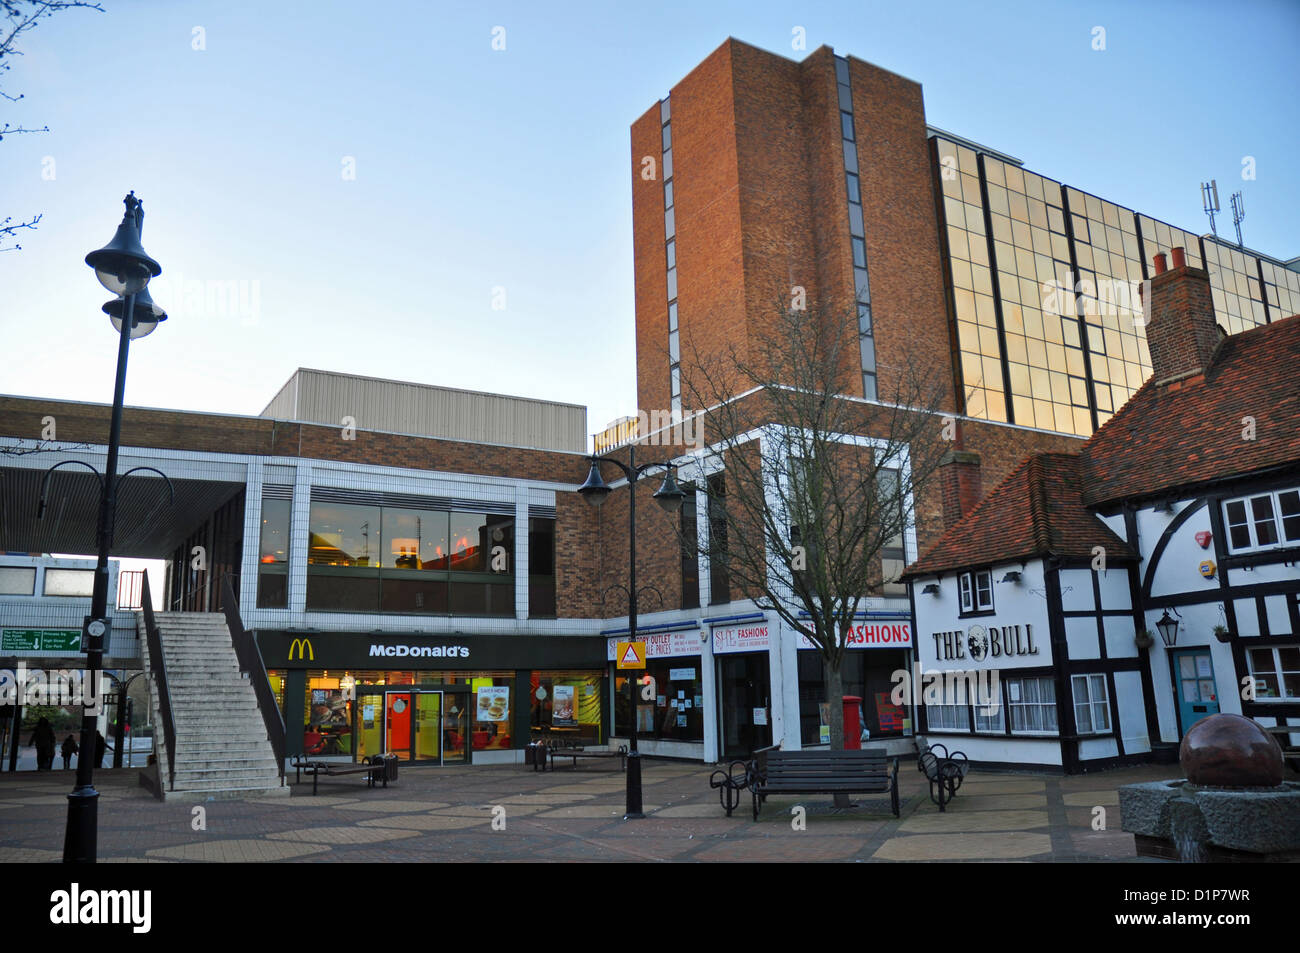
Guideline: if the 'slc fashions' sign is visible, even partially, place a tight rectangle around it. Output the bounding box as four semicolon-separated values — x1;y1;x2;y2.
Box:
932;623;1039;662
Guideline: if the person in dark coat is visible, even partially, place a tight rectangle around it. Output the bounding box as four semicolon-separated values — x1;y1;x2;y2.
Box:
29;718;55;771
95;731;107;769
61;734;79;770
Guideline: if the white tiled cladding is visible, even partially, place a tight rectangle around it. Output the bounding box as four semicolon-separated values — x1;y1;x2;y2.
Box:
138;612;287;800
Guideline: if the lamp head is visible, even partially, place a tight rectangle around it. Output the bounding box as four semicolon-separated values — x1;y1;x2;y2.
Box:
577;460;611;507
653;466;686;513
85;192;161;296
103;285;168;339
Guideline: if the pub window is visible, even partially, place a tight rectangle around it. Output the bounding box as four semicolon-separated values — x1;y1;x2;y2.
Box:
1007;676;1058;734
1246;646;1300;701
1224;488;1300;553
958;570;993;613
926;702;969;732
1071;674;1111;734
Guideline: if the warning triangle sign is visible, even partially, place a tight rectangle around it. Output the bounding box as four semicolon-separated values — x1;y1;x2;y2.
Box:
615;640;646;669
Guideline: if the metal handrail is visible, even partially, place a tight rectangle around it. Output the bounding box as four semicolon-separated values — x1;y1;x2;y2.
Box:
220;573;286;785
139;571;176;792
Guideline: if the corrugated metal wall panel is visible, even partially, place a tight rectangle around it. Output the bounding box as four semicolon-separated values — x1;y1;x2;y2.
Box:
264;369;586;452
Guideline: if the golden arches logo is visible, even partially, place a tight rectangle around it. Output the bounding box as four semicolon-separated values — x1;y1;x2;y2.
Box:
288;638;314;661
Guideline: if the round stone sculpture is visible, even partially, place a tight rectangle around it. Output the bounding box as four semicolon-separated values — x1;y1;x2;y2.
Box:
1179;713;1284;787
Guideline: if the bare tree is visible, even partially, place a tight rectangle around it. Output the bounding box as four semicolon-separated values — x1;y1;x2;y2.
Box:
679;299;952;754
1;0;105;251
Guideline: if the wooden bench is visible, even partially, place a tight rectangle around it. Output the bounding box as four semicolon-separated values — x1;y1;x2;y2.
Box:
548;746;627;771
747;748;899;821
917;742;968;811
293;754;399;795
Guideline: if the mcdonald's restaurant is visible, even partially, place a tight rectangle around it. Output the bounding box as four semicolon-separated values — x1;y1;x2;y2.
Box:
260;630;608;765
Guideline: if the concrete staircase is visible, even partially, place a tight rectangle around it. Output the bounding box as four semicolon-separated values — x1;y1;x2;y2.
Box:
138;611;288;800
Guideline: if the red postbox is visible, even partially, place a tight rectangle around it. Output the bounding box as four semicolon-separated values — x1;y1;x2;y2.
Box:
842;695;862;750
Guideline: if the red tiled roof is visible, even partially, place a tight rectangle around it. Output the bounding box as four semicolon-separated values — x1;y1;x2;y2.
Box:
903;452;1136;578
1081;313;1300;507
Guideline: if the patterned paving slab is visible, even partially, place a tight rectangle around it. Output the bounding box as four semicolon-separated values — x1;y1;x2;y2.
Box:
653;803;729;818
266;826;422;844
357;814;493;831
330;800;450;813
430;803;544;817
873;832;1052;860
690;836;864;862
532;804;662;819
1062;790;1120;806
899;809;1050;833
948;780;1046;794
0;846;62;862
948;794;1047;810
496;793;595;804
146;839;332;862
247;796;361;807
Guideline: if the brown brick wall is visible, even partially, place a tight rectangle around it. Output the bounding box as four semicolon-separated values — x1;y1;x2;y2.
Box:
671;41;747;414
632;102;671;416
845;56;957;410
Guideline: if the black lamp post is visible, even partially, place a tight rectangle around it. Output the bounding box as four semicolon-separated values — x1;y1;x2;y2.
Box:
60;192;164;863
577;443;684;819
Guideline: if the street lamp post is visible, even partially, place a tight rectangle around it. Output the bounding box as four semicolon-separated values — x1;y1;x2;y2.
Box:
61;192;164;863
577;442;684;819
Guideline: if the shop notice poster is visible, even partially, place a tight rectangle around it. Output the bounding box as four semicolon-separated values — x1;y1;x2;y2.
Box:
552;685;576;725
477;687;509;722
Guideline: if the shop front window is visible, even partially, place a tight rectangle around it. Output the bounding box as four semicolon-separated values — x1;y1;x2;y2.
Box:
469;674;515;751
617;660;703;742
303;673;355;757
531;671;603;740
797;649;911;743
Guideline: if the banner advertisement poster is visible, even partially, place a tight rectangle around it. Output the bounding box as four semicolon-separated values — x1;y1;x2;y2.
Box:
875;691;906;733
551;685;576;725
477;686;509;722
636;705;655;733
312;689;348;726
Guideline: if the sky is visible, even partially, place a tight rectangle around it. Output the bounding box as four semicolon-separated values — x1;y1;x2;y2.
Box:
1;0;1297;446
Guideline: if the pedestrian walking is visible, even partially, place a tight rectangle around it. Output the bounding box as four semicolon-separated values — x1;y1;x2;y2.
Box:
61;734;78;770
95;730;107;769
29;718;55;771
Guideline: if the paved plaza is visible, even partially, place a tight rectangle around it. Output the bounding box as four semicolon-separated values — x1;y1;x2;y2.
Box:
0;758;1178;862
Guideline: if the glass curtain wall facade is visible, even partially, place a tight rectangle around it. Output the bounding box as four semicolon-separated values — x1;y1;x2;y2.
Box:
933;134;1298;437
306;499;515;616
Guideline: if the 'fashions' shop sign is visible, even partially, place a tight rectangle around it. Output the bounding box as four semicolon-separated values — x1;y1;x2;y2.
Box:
795;622;912;650
713;624;771;654
606;629;701;661
931;623;1039;663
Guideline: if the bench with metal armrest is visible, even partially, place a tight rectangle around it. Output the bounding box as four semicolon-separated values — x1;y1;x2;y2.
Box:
917;742;968;811
746;747;900;821
292;753;399;795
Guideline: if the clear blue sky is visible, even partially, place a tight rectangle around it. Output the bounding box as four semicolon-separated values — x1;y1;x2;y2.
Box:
2;0;1297;445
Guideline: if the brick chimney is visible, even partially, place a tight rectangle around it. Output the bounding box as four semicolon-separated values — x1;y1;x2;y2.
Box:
938;420;982;528
1142;246;1224;385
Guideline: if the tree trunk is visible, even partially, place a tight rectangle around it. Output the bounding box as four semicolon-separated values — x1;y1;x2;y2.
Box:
825;658;851;808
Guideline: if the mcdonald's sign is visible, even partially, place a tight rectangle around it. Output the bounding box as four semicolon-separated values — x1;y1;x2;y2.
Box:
288;638;314;661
